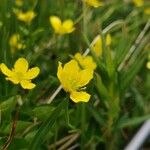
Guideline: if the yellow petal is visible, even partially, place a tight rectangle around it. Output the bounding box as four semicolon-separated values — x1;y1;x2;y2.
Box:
62;20;75;33
26;11;36;22
17;11;36;24
83;56;97;70
0;63;13;76
74;53;96;70
63;60;80;77
70;91;91;103
14;58;28;73
106;34;111;46
74;53;82;63
20;80;36;89
25;67;40;79
78;69;93;87
92;34;111;57
84;0;103;8
144;8;150;15
74;53;83;68
6;77;19;84
57;60;80;92
146;61;150;69
9;34;19;47
49;16;62;33
57;62;63;81
133;0;143;7
92;36;102;57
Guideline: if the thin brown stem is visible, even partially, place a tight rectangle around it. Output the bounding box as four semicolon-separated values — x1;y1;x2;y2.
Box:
2;104;20;150
58;133;80;150
48;133;80;150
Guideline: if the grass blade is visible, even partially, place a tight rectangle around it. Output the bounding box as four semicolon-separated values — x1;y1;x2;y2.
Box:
29;99;68;150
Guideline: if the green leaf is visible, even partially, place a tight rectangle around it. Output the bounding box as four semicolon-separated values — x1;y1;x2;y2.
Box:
87;105;105;126
29;99;68;150
0;96;16;112
115;34;135;67
31;105;55;121
8;138;28;150
105;47;115;80
108;96;120;120
95;73;110;101
120;53;145;95
117;114;150;129
2;121;32;134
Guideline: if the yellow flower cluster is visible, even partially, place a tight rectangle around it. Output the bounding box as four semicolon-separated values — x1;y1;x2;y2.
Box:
0;53;96;103
9;33;25;53
49;16;75;35
0;58;40;89
57;53;96;103
0;0;108;103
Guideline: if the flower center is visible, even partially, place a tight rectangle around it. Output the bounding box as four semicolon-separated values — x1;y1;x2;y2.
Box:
70;80;78;90
15;72;25;81
63;76;79;92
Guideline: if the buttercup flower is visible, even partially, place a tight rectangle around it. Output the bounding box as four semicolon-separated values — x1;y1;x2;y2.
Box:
16;10;36;24
9;33;25;53
74;53;97;70
57;60;94;103
83;0;103;8
0;58;40;89
133;0;143;7
92;34;111;57
49;16;75;35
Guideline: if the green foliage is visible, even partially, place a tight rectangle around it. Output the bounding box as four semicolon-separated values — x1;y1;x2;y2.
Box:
0;0;150;149
29;99;68;150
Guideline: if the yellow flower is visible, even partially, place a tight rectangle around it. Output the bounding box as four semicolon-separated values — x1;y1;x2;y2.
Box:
133;0;144;7
144;8;150;15
146;61;150;69
16;10;36;24
83;0;103;8
74;53;97;70
0;58;40;89
92;34;111;57
15;0;23;6
57;60;93;103
9;34;25;53
49;16;75;35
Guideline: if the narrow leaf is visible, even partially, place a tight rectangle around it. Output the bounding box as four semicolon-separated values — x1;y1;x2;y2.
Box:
29;99;68;150
117;114;150;129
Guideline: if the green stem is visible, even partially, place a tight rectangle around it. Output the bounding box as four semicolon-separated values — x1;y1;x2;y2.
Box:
74;7;88;25
81;103;86;150
82;3;88;35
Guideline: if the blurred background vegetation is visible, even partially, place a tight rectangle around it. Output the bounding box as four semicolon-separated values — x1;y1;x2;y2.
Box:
0;0;150;149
